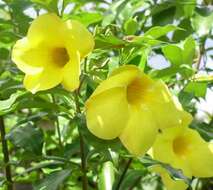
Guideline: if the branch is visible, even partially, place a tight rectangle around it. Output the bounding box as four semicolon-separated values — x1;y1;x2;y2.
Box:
74;91;88;190
115;158;133;190
0;116;13;190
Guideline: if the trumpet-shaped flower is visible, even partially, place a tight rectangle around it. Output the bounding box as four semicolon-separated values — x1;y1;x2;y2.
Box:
150;165;188;190
152;126;213;178
12;13;94;93
85;65;191;156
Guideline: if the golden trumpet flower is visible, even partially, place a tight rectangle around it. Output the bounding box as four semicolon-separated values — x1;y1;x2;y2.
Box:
12;13;94;93
152;126;213;177
85;65;191;156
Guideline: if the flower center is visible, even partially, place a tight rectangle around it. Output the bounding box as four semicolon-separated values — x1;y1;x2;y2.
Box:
173;136;190;157
51;47;69;67
127;77;145;106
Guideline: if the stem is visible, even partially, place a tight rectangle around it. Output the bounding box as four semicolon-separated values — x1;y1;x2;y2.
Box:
0;116;13;190
115;158;133;190
60;0;66;16
74;91;88;190
196;37;206;70
52;95;63;150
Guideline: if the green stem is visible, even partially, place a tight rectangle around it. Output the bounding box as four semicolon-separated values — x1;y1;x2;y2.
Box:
52;95;63;150
60;0;66;16
0;116;13;190
115;158;133;190
74;91;88;190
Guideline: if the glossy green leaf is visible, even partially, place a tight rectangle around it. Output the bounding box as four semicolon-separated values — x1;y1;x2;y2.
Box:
182;36;196;65
119;170;145;190
192;7;213;36
33;169;71;190
144;25;181;39
95;35;125;49
184;81;207;97
99;161;115;190
6;125;44;155
124;18;138;35
162;45;182;66
67;12;103;26
0;91;27;116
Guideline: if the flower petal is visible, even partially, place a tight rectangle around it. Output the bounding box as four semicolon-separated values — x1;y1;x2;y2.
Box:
185;128;213;177
150;165;188;190
152;126;213;177
152;126;192;177
24;65;63;93
85;87;129;139
145;81;192;129
110;65;140;77
119;105;157;156
62;50;81;91
27;13;65;46
92;65;140;97
11;38;47;75
64;20;94;58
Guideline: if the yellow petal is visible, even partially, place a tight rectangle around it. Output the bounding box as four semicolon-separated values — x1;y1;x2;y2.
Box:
64;20;94;58
119;105;157;156
184;128;213;177
110;65;140;77
153;126;213;178
145;81;192;129
62;50;81;91
152;126;192;177
92;65;140;97
150;165;188;190
85;87;129;139
27;13;65;46
24;65;63;93
11;38;46;75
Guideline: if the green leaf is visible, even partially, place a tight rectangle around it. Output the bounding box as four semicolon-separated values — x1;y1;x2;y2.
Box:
0;91;27;116
31;0;59;14
176;0;196;18
124;18;138;35
139;47;151;70
172;19;194;42
33;169;71;190
183;36;196;65
98;161;115;190
183;0;196;17
22;161;65;175
151;2;176;26
102;0;129;27
192;7;213;36
160;36;196;78
191;122;213;141
178;91;194;110
130;36;164;47
162;45;182;66
6;125;44;155
144;25;181;39
118;170;145;190
184;81;207;97
95;35;125;49
66;12;103;26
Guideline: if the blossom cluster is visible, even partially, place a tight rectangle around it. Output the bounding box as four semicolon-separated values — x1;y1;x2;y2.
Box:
12;14;213;190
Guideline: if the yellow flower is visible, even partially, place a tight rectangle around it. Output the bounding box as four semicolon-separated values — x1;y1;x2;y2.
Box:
12;13;94;93
152;126;213;178
150;165;188;190
85;65;191;156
